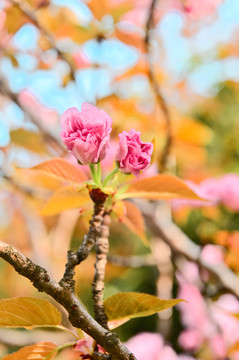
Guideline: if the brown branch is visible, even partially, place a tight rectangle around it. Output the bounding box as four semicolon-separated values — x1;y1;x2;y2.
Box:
0;240;136;360
59;202;105;291
10;0;76;81
145;0;173;172
92;213;110;329
108;254;157;267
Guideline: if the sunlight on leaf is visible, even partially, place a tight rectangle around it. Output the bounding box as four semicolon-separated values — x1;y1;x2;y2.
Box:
0;297;62;328
40;186;90;216
2;342;58;360
114;201;148;246
118;174;204;200
104;292;183;322
32;158;88;184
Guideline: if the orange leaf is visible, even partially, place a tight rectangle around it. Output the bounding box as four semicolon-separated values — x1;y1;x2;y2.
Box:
2;342;57;360
120;201;148;246
118;174;203;200
40;186;90;216
33;158;88;184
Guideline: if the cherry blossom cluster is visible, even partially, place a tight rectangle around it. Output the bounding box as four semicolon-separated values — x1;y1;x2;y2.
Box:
60;103;153;178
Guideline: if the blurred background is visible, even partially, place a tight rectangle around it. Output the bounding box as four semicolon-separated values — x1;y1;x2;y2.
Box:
1;0;239;359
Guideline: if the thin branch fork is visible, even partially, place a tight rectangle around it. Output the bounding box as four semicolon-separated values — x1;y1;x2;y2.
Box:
59;202;105;291
145;0;173;172
0;240;136;360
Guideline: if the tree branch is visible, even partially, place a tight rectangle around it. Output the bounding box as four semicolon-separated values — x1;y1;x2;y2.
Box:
0;240;136;360
59;202;105;291
145;0;173;172
108;254;157;267
92;212;110;329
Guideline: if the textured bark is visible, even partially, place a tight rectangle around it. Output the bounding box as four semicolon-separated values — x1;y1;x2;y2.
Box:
59;202;105;291
0;240;136;360
92;213;110;329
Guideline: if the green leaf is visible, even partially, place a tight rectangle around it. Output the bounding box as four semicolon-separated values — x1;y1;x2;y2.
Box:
0;297;62;328
104;292;183;322
2;342;58;360
118;174;204;200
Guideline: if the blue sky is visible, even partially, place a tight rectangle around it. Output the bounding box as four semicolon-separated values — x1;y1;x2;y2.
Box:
1;0;239;148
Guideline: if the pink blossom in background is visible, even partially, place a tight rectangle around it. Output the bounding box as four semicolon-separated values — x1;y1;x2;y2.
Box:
124;332;195;360
210;294;239;346
125;332;164;360
172;173;239;211
19;90;59;126
178;282;216;336
178;329;204;351
73;51;91;69
183;0;223;19
200;244;224;265
116;129;153;176
171;178;220;210
120;0;222;27
60;103;112;165
219;174;239;211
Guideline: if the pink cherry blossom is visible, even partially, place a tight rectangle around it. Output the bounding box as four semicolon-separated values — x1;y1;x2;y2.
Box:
60;103;113;165
116;129;153;176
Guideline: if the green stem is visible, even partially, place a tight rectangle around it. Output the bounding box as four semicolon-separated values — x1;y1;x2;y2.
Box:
89;163;102;188
102;166;119;187
96;162;102;187
45;341;76;360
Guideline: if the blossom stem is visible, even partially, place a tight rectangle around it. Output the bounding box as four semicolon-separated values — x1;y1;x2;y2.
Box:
96;162;102;187
102;166;119;187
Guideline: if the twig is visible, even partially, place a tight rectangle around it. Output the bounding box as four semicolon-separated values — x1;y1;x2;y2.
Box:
59;202;105;291
108;254;157;267
92;213;110;329
145;0;173;172
0;241;137;360
10;0;76;81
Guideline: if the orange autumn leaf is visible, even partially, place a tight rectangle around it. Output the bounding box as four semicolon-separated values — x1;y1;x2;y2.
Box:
2;342;58;360
119;174;204;201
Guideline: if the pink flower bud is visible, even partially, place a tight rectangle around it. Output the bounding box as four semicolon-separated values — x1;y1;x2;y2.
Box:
115;129;153;176
60;103;113;165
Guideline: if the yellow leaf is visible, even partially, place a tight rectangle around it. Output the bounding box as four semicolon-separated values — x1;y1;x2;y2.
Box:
10;129;49;155
32;158;88;184
0;297;61;328
40;186;90;216
2;342;57;360
104;292;183;322
118;174;203;200
119;201;148;246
